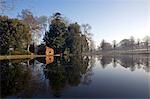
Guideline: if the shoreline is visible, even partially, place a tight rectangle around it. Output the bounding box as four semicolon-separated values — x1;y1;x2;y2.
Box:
0;54;61;60
0;55;45;60
0;53;150;60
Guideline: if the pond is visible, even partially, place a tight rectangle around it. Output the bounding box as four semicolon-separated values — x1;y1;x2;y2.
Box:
0;55;150;98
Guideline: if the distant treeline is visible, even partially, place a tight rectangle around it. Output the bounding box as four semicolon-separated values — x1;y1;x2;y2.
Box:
98;36;150;52
0;9;94;55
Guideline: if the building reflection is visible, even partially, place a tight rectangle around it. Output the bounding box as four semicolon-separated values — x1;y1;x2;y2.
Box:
45;56;54;64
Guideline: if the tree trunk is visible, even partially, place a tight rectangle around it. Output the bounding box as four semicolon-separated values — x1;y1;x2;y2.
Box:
146;42;148;53
27;44;30;52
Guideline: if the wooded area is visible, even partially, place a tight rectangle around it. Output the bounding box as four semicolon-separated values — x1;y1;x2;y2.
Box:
0;10;93;55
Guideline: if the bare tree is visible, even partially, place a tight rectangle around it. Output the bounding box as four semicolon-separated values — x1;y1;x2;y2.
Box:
82;24;94;52
82;24;92;40
37;15;48;31
143;35;150;52
18;9;42;51
137;38;140;49
100;39;105;51
113;40;116;49
113;40;116;53
130;36;135;52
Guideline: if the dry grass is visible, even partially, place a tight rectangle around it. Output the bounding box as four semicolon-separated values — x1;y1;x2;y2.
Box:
0;55;45;60
0;54;61;60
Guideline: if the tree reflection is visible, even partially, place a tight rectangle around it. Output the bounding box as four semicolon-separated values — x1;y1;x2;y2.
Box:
0;60;31;98
43;55;93;97
98;55;150;72
142;55;150;72
99;55;112;68
112;57;117;68
2;55;149;98
118;55;150;72
119;55;136;71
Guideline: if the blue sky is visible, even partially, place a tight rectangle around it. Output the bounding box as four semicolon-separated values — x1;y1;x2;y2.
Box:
3;0;150;46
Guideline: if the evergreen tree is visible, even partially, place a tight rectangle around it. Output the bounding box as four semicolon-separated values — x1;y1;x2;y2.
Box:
0;16;31;55
43;13;91;54
44;13;68;53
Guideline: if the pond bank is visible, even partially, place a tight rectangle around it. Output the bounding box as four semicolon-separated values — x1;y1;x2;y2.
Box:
0;54;61;60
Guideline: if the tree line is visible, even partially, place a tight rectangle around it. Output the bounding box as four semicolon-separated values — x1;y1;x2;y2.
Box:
98;36;150;52
0;9;93;55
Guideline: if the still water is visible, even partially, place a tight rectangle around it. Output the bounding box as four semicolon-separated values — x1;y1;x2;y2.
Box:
1;55;150;98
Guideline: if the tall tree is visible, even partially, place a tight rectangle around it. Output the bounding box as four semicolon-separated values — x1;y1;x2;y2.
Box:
44;13;91;54
82;24;93;51
100;39;105;51
113;40;116;49
130;36;135;51
67;22;88;54
18;9;42;50
82;24;92;39
137;38;140;49
0;16;30;55
44;12;68;53
37;15;48;31
143;35;150;52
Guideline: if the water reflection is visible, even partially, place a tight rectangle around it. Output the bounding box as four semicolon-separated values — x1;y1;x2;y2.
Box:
1;60;32;98
0;56;93;98
43;56;92;97
98;55;150;72
0;55;149;98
